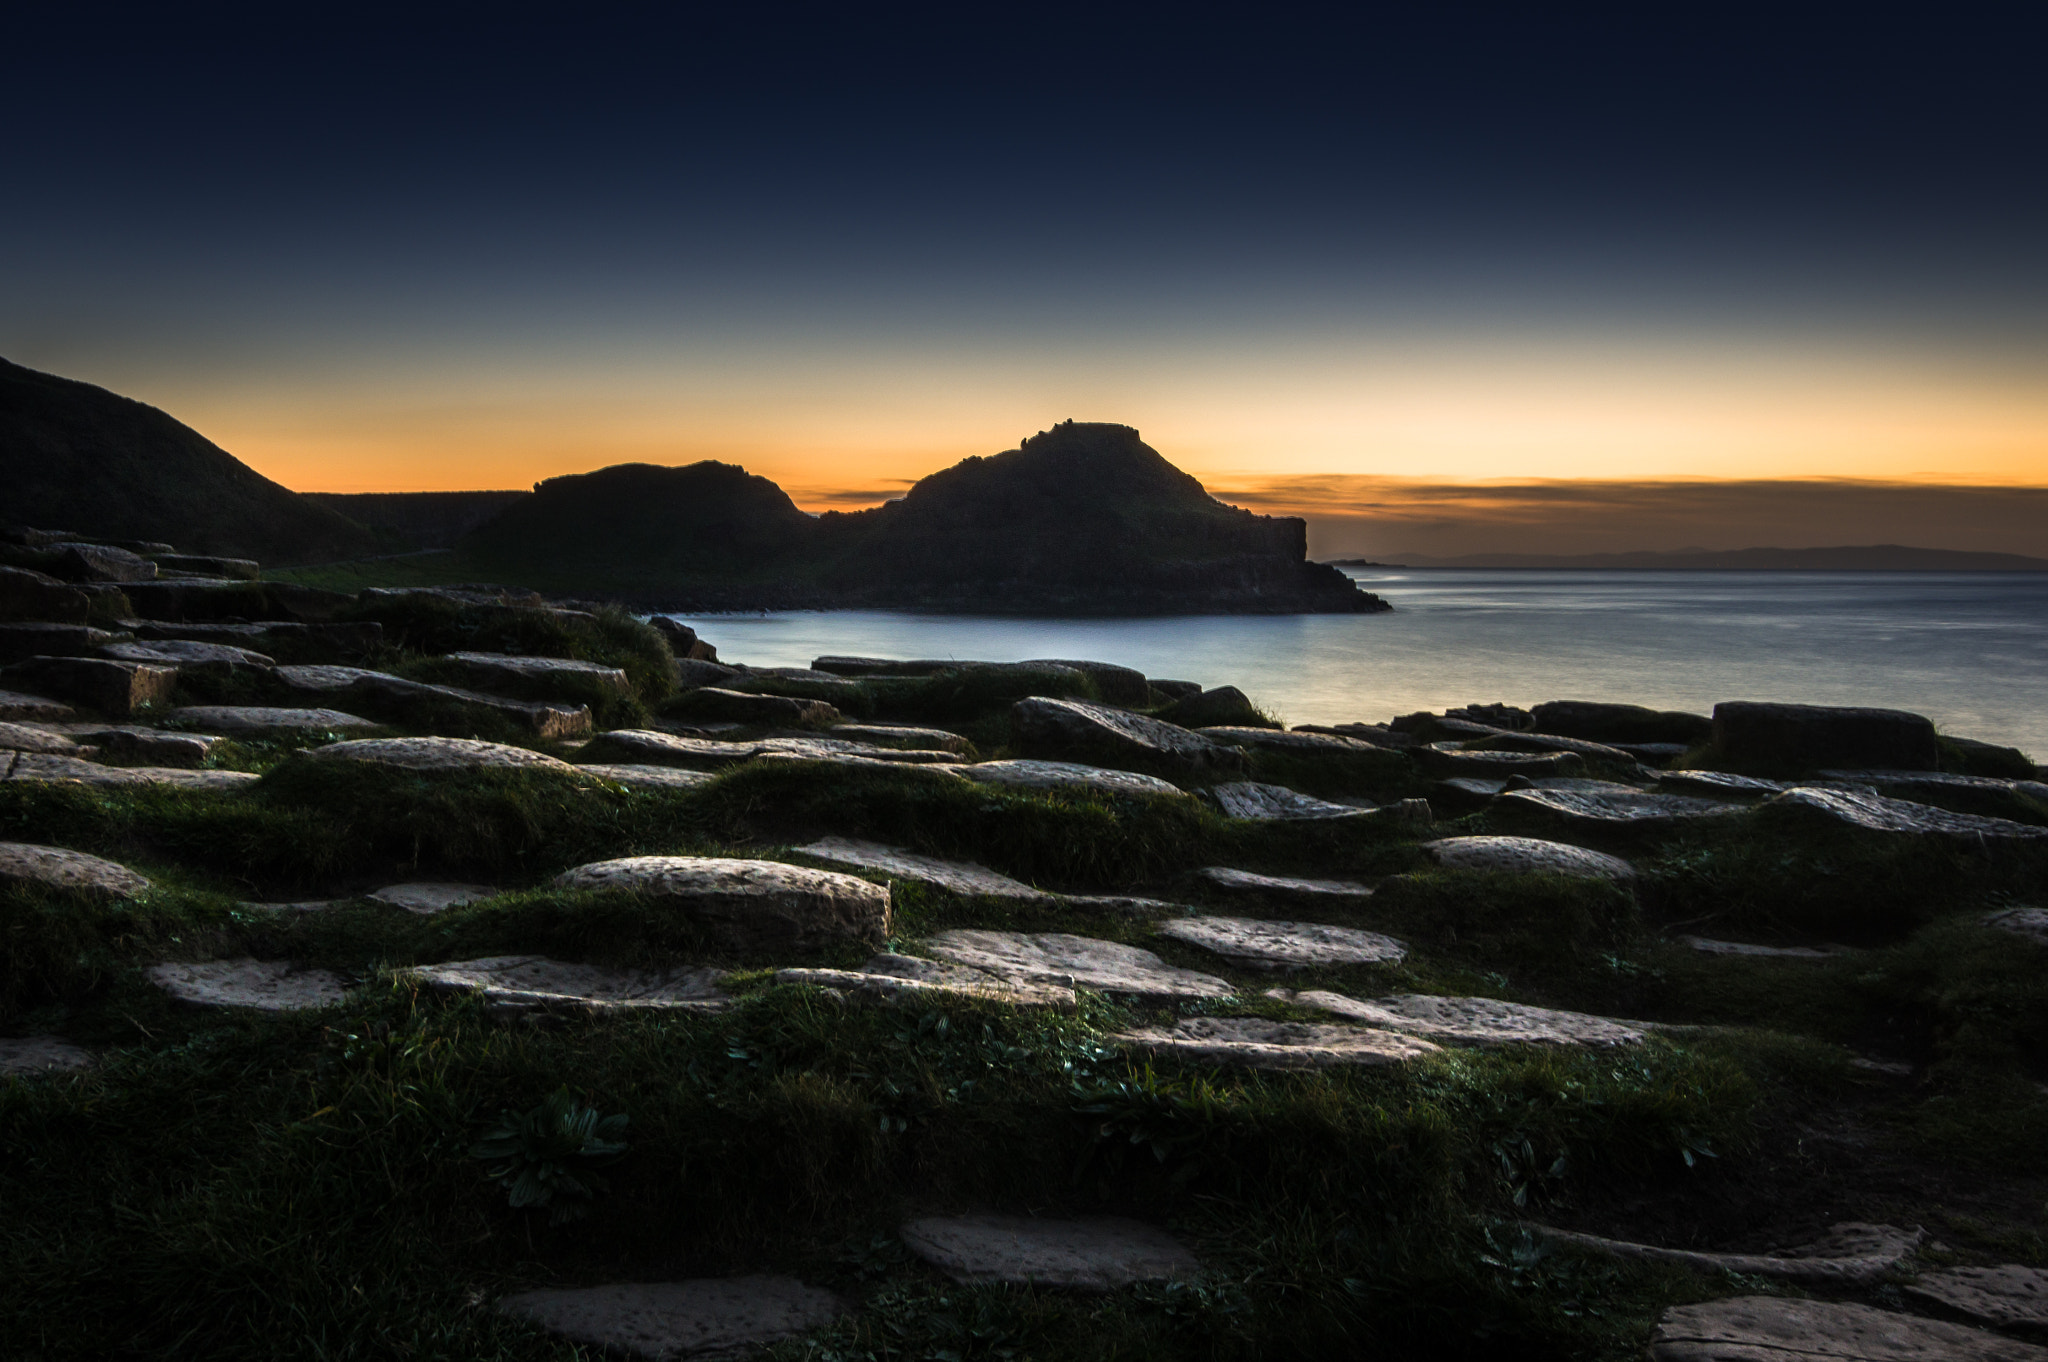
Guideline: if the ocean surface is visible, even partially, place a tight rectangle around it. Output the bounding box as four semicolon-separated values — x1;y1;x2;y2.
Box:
659;570;2048;759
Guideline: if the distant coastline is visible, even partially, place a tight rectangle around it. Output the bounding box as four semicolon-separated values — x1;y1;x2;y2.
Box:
1327;545;2048;571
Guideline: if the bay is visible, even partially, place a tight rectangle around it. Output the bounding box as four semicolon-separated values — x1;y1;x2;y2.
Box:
659;570;2048;759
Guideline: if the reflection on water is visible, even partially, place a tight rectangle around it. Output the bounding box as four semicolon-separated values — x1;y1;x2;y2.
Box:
657;570;2048;757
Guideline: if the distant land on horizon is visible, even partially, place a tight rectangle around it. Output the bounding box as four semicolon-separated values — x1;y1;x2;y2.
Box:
1329;546;2048;571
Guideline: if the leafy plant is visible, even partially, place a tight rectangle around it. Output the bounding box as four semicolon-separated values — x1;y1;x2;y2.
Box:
470;1087;629;1223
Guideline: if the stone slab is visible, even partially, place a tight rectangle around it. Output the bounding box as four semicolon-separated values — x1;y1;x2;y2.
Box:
167;705;379;734
0;1036;94;1077
6;753;259;790
1658;770;1787;797
148;959;346;1011
1207;781;1372;820
1275;990;1647;1046
1550;1222;1924;1284
1984;907;2048;946
795;837;1046;899
1422;835;1636;881
1414;747;1587;778
1197;726;1383;755
405;956;729;1014
667;686;840;727
1649;1295;2046;1362
899;1215;1198;1289
828;723;972;754
777;955;1077;1011
1197;866;1374;899
1498;788;1744;827
1681;936;1839;960
6;656;177;716
306;736;582;774
1012;696;1248;780
101;638;276;669
578;730;766;768
1764;786;2048;840
1155;916;1407;969
1907;1265;2048;1329
1113;1016;1440;1069
497;1277;845;1360
957;760;1186;797
367;882;499;914
64;726;221;768
554;857;891;953
1713;700;1942;773
0;841;150;897
0;689;74;722
926;930;1234;999
0;720;86;754
442;651;632;696
582;764;717;792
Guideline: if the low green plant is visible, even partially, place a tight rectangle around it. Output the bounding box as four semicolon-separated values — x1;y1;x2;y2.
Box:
471;1086;629;1224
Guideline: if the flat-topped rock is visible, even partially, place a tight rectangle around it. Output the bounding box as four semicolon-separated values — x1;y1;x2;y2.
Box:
1820;769;2034;796
1648;1296;2046;1361
554;857;890;953
757;737;962;765
583;764;718;792
441;651;632;697
0;841;150;897
0;720;88;755
751;750;967;779
0;689;74;722
0;564;89;623
1658;769;1787;797
926;930;1234;1000
1457;729;1640;763
579;729;765;768
0;622;120;664
795;837;1047;900
276;666;594;739
1681;936;1840;960
1531;699;1712;746
1197;866;1374;900
957;759;1186;798
1114;1016;1440;1070
101;639;275;670
1275;990;1646;1046
305;737;582;774
130;619;382;663
1022;658;1152;706
1907;1265;2048;1329
0;1036;95;1076
1763;786;2048;840
900;1215;1198;1289
1422;836;1636;881
368;882;499;914
777;955;1077;1011
1198;726;1383;755
46;541;157;582
7;754;259;791
1155;916;1408;969
405;956;729;1014
1414;747;1587;779
1011;697;1249;781
1546;1221;1923;1284
167;705;378;734
6;656;177;716
1984;907;2048;945
1713;700;1942;773
828;722;972;754
64;725;221;768
148;959;346;1011
497;1277;845;1359
1497;788;1743;828
1207;781;1371;821
667;687;840;727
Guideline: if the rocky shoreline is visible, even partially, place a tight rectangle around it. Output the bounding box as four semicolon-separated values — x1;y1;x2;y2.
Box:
3;526;2046;1360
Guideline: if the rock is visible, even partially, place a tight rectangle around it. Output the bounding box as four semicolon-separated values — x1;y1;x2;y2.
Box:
1205;781;1369;820
578;729;765;768
1530;700;1712;746
0;721;87;755
1617;741;1691;763
47;541;157;583
0;622;119;664
1458;730;1641;763
273;664;381;693
1157;685;1275;729
957;759;1187;798
0;565;89;623
1275;990;1647;1046
1155;916;1407;969
274;666;593;739
367;882;498;914
1198;726;1386;756
1907;1265;2048;1329
1011;697;1249;781
1497;788;1744;828
925;930;1234;999
900;1215;1198;1289
497;1277;844;1359
776;955;1077;1011
553;857;891;954
1148;678;1203;699
1196;867;1374;900
7;753;258;790
1446;702;1535;730
1762;786;2048;841
1019;658;1152;706
582;764;717;792
1114;1016;1440;1069
148;553;261;579
1647;1296;2046;1362
165;705;379;734
119;578;273;621
147;959;346;1011
404;956;729;1014
795;837;1048;900
100;639;275;670
1713;700;1942;773
673;659;744;688
756;737;962;765
828;722;972;754
0;1036;94;1077
1513;777;1654;795
667;687;839;727
304;736;583;774
1681;936;1839;960
0;689;73;722
64;726;221;768
0;841;150;897
441;651;633;698
5;656;177;716
752;750;968;779
131;619;382;663
1983;907;2048;945
1554;1223;1924;1285
649;616;720;661
1658;770;1786;798
1422;836;1636;881
1413;747;1587;779
1299;722;1429;750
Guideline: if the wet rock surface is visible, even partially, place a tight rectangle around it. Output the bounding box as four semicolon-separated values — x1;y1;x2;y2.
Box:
1206;780;1374;820
1497;787;1743;827
1763;786;2048;840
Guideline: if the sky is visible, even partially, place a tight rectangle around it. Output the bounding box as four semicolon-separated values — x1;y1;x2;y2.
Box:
4;5;2045;557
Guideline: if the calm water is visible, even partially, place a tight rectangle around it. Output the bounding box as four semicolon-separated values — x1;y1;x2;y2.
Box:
659;571;2048;759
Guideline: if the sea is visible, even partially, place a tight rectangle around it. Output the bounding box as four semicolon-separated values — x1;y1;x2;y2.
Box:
656;570;2048;759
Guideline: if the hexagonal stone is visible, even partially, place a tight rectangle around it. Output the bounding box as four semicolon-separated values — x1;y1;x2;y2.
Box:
0;841;149;897
148;959;346;1011
925;930;1233;1000
776;956;1076;1011
795;837;1046;900
553;857;891;954
1984;907;2048;945
7;754;260;791
0;1036;94;1077
1763;786;2048;841
497;1277;845;1360
166;706;378;734
1011;697;1249;781
900;1215;1198;1289
1422;836;1636;881
404;956;728;1014
1498;788;1743;828
1273;990;1646;1047
367;882;498;914
957;760;1186;797
305;736;582;773
1154;917;1407;970
1113;1017;1439;1070
581;764;717;792
1907;1265;2048;1329
1196;867;1374;900
1206;781;1371;821
1648;1295;2046;1362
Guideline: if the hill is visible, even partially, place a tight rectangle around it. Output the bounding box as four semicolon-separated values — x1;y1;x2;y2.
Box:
0;357;379;564
303;490;529;551
1342;545;2048;570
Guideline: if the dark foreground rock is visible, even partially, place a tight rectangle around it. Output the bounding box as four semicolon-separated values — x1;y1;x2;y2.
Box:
1713;700;1941;773
900;1215;1199;1289
1011;697;1248;781
497;1278;845;1359
1647;1296;2046;1361
552;856;891;953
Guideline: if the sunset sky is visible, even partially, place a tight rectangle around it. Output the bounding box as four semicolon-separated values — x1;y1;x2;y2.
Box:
4;8;2043;556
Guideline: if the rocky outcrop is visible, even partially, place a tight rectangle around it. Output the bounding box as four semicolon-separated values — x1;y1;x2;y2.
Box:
926;930;1233;1000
